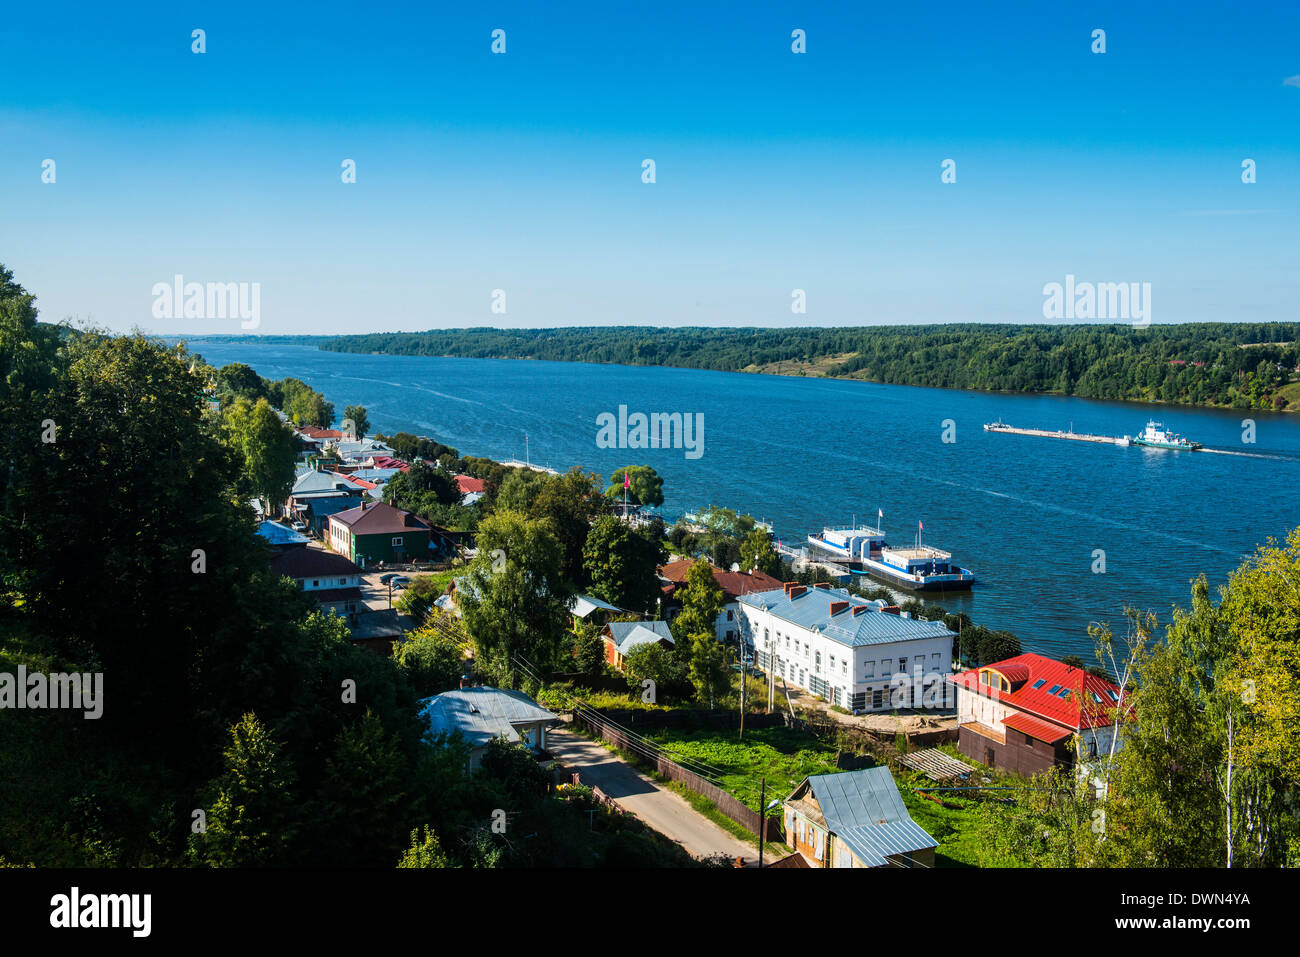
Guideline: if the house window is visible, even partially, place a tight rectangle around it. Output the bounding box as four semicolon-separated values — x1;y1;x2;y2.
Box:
726;610;733;621
392;536;403;546
339;578;347;586
842;661;847;676
865;660;875;677
312;580;320;587
899;657;908;672
931;652;940;667
1088;740;1098;758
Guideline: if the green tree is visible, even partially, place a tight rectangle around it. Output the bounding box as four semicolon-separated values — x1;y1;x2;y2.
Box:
977;629;1021;665
189;713;298;867
307;710;409;866
458;510;572;681
397;826;451;868
669;558;725;654
623;641;688;700
582;515;665;614
213;362;268;405
687;632;730;708
222;396;298;514
572;620;608;677
342;404;370;438
739;528;781;577
393;624;467;698
530;468;603;585
605;465;665;508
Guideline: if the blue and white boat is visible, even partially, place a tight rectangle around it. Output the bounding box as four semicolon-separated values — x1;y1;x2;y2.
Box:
808;523;975;592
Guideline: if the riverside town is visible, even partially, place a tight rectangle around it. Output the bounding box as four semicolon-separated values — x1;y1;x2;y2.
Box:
1;0;1294;944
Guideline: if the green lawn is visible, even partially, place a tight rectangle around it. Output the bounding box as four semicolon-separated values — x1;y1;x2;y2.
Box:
899;783;986;867
643;725;844;801
645;725;993;867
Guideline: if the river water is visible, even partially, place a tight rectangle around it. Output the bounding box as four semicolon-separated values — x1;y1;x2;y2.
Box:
186;341;1300;660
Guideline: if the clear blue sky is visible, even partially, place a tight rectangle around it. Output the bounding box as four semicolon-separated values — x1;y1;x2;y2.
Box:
3;0;1298;334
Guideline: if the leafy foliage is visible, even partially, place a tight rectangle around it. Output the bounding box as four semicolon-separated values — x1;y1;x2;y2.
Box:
321;323;1300;411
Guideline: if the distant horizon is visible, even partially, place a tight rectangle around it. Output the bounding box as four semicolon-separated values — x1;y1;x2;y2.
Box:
119;316;1300;342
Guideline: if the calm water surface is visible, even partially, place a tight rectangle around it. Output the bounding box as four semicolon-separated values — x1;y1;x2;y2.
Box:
187;341;1300;660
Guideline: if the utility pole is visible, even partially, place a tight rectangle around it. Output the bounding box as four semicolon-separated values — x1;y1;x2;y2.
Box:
739;643;746;739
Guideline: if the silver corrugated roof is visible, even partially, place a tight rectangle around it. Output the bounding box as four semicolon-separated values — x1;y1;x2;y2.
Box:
797;767;937;866
607;620;674;655
570;593;623;618
739;587;953;648
417;686;557;747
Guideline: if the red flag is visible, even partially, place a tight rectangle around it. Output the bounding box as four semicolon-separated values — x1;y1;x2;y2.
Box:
919;520;924;532
624;473;630;489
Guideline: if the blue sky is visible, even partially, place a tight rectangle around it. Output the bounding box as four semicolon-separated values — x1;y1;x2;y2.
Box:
2;0;1299;334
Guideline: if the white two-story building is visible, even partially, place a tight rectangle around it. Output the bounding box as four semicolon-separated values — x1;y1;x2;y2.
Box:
738;582;956;713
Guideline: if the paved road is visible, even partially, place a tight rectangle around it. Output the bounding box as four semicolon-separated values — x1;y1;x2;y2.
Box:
547;726;758;864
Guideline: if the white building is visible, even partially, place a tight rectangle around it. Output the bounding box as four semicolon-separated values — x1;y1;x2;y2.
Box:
738;583;955;712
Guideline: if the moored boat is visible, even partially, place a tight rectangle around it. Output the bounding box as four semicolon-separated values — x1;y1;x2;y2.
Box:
808;523;975;592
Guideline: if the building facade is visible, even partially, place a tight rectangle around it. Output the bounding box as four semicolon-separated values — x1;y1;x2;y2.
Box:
658;560;783;643
947;654;1126;776
328;501;432;566
738;583;955;712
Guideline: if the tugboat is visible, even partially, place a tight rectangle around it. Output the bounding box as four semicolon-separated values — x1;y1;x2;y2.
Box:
1132;420;1201;451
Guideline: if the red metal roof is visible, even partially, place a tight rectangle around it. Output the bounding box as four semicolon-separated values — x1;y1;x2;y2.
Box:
947;653;1126;731
455;474;485;494
658;560;784;602
1003;711;1072;744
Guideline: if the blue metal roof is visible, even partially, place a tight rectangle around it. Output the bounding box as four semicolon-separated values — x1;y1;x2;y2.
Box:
797;767;937;867
738;586;953;648
256;521;309;545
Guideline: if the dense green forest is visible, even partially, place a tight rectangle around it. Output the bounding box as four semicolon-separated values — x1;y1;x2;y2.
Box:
0;266;699;868
320;324;1300;411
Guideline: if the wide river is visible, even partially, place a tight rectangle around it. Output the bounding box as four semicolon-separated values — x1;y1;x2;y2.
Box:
187;341;1300;661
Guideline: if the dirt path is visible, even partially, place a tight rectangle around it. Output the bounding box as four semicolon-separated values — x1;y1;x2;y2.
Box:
547;727;758;864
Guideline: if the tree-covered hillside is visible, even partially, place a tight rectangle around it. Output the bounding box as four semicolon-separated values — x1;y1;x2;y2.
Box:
320;324;1300;411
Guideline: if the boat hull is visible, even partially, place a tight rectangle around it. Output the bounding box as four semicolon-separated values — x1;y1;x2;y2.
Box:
1133;439;1200;451
856;565;976;592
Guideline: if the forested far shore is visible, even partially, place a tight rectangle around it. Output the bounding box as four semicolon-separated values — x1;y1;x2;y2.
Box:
317;323;1300;412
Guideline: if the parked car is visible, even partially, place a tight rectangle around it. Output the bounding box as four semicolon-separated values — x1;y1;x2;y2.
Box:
391;576;412;590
